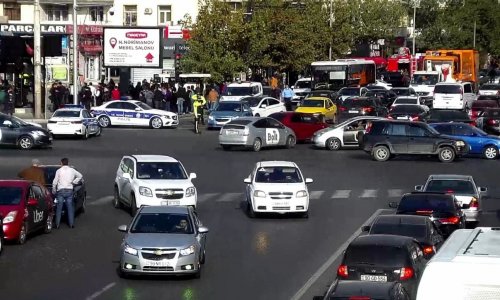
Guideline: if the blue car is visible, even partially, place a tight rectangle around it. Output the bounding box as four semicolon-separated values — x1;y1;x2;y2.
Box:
207;101;253;129
430;122;500;159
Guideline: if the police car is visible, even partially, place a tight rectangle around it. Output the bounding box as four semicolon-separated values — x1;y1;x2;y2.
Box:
47;105;101;139
90;100;178;129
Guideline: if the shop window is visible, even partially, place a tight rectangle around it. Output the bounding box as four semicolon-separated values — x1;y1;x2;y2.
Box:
123;5;137;26
158;5;172;25
45;5;69;22
89;6;104;22
3;3;21;21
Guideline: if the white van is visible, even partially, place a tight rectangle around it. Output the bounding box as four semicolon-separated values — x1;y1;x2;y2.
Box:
220;81;263;101
416;227;500;300
292;77;311;104
433;82;476;110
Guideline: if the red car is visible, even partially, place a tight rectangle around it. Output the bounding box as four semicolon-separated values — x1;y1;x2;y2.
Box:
0;180;54;244
269;112;329;141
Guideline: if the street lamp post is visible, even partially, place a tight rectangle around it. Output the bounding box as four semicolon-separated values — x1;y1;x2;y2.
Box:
410;0;420;55
72;0;79;104
33;0;42;118
328;0;332;60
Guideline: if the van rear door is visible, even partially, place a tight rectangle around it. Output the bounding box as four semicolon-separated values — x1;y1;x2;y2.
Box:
433;85;464;110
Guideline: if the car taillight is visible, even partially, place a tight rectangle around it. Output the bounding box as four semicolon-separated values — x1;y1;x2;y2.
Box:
470;198;479;208
362;107;373;113
340;106;347;111
411;115;420;121
387;115;394;119
400;267;414;280
469;110;478;118
423;246;435;255
439;216;460;225
337;264;348;278
71;121;82;124
487;119;499;126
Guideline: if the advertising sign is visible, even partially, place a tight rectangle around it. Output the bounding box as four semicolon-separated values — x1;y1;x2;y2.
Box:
103;27;162;68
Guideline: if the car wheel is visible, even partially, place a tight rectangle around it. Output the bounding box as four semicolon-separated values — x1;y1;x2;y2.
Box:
247;201;256;218
113;187;122;209
150;117;163;129
200;250;206;264
372;145;391;162
18;136;34;150
130;195;138;216
326;137;341;151
82;127;89;139
252;138;262;152
302;211;309;219
286;135;296;149
18;222;28;244
222;145;232;151
94;126;102;137
44;214;53;233
98;116;111;128
483;145;498;159
438;146;456;163
193;262;201;279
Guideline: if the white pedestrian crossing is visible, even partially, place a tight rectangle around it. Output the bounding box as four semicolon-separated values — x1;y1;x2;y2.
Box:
359;189;378;198
309;191;324;200
331;190;351;199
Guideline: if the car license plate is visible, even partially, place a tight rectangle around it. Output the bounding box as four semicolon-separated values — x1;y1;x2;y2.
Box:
349;110;358;113
226;130;239;135
145;260;171;267
274;202;289;206
58;122;70;125
360;275;387;282
164;200;180;206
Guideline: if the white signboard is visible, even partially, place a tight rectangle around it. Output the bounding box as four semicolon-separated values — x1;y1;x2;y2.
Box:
103;27;162;68
266;129;280;145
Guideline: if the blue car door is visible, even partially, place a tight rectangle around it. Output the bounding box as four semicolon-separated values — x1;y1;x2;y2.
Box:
452;124;483;154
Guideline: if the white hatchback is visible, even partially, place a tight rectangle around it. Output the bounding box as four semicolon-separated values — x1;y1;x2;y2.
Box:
243;161;313;218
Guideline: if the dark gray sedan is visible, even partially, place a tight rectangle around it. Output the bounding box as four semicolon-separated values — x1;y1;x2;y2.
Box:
118;206;208;278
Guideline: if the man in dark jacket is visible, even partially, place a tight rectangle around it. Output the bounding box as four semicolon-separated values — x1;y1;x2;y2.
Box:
18;159;46;185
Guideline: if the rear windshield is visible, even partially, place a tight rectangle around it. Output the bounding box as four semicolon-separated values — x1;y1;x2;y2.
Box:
339;88;360;96
0;186;23;205
477;95;500;101
344;245;408;266
268;113;284;121
53;110;80;118
425;180;475;194
344;99;372;108
434;85;462;94
398;194;455;212
370;223;427;239
394;97;418;104
390;105;425;114
429;110;469;120
472;101;499;108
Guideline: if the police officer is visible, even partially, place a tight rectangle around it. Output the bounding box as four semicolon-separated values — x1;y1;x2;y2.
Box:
191;89;206;133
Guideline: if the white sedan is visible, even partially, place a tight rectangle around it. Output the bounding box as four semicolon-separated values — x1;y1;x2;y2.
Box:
243;161;313;218
244;96;286;117
391;96;429;111
90;100;178;129
47;107;101;139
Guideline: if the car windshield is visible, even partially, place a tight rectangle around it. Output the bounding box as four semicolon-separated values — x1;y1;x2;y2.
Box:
216;102;242;112
136;162;187;180
344;245;407;266
343;99;372;108
398;195;455;212
0;187;23;205
434;85;462;94
301;100;324;108
295;81;310;89
394;97;418;104
255;166;303;183
224;87;253;96
390;105;424;114
339;88;359;96
136;102;153;110
429;110;469;120
130;213;194;234
426;180;475;194
411;74;439;85
370;223;427;239
53;110;80;118
392;89;411;96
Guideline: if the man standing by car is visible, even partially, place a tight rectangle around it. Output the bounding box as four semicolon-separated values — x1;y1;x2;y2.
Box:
52;158;82;229
18;159;46;186
281;85;294;111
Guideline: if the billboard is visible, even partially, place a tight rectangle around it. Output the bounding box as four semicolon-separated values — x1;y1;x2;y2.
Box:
103;27;162;68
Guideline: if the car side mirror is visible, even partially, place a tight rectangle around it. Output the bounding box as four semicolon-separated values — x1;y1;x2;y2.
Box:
388;201;398;208
189;173;197;179
122;173;131;180
198;226;209;234
415;185;423;191
135;107;141;111
27;198;38;206
118;225;128;232
479;187;487;193
361;225;371;232
244;177;251;184
261;104;267;108
305;178;313;184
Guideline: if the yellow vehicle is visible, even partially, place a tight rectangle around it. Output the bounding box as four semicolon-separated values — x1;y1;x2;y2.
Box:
295;96;337;123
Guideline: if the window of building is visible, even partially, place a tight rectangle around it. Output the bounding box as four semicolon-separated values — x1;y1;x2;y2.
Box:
158;5;172;25
226;1;243;11
45;5;69;21
89;6;104;22
3;3;21;21
123;5;137;26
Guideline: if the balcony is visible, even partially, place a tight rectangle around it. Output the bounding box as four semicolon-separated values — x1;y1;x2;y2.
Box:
18;0;113;5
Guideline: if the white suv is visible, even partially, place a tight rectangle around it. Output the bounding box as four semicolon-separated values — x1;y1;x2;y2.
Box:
433;82;476;110
114;155;198;215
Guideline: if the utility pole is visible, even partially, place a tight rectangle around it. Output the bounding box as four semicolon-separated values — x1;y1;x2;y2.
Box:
72;0;79;104
328;0;332;60
411;0;420;55
33;0;42;118
473;20;476;48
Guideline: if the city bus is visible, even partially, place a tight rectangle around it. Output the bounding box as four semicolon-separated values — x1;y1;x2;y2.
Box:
311;59;376;91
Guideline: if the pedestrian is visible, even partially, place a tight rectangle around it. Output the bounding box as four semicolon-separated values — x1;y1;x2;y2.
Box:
143;86;154;107
111;86;120;100
153;85;163;109
177;84;186;115
281;85;294;111
88;82;97;107
95;83;104;106
207;87;219;110
5;86;15;115
52;158;83;229
17;158;46;186
80;83;92;110
191;87;206;125
0;86;6;113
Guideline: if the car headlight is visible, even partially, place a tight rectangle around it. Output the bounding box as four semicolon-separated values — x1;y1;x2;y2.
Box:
208;115;214;120
31;130;46;136
296;190;308;198
455;141;465;147
315;131;324;137
124;244;138;256
254;190;266;198
186;187;196;197
139;186;153;197
180;245;195;256
3;211;17;224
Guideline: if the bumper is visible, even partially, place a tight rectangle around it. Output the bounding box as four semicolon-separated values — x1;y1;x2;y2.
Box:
2;223;21;241
219;135;251;146
47;124;85;135
252;197;309;214
162;116;179;127
464;209;480;222
312;135;327;148
207;118;232;128
455;145;470;156
135;194;197;208
34;134;52;146
120;251;199;275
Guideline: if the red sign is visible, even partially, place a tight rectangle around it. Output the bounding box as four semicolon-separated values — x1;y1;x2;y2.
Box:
81;44;103;53
182;29;191;40
164;26;182;39
126;32;148;39
145;53;154;62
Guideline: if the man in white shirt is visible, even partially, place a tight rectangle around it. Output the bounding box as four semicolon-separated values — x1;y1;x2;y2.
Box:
88;82;97;106
52;157;83;228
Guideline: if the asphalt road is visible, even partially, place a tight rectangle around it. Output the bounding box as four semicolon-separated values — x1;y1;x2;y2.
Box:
1;120;500;300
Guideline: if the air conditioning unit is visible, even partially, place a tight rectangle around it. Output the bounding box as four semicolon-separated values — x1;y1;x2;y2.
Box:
144;8;152;15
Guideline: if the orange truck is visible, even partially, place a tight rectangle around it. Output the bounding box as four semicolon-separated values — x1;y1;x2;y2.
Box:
422;50;479;87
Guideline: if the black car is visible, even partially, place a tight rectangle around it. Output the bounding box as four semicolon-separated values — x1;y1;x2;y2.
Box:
365;90;398;107
361;120;469;162
390;192;466;237
337;235;427;298
388;104;428;122
476;108;500;134
363;215;445;258
391;87;417;97
424;109;474;126
340;97;388;118
41;165;86;214
0;113;52;149
470;100;499;119
313;281;410;300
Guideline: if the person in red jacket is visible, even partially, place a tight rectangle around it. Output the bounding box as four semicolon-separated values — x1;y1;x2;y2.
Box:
111;86;121;100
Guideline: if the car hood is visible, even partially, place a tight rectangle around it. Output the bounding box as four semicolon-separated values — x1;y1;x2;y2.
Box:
210;111;242;118
252;182;306;191
146;109;176;117
125;233;196;249
25;121;42;127
220;95;244;101
19;125;50;134
133;179;193;190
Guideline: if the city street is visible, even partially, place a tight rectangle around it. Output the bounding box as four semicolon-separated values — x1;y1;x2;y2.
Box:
1;119;500;300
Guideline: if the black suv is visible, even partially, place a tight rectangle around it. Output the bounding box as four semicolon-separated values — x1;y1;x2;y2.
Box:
361;120;469;162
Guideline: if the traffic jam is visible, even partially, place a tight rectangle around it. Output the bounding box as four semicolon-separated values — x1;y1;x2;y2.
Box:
1;48;500;300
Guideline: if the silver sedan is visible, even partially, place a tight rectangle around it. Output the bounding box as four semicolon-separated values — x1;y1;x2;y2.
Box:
218;117;297;151
117;206;208;278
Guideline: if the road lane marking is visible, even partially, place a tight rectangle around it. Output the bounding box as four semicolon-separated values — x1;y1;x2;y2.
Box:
359;189;377;198
88;196;114;206
309;191;324;200
197;193;220;202
289;209;389;300
388;189;404;198
215;193;243;202
86;282;116;300
331;190;351;199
